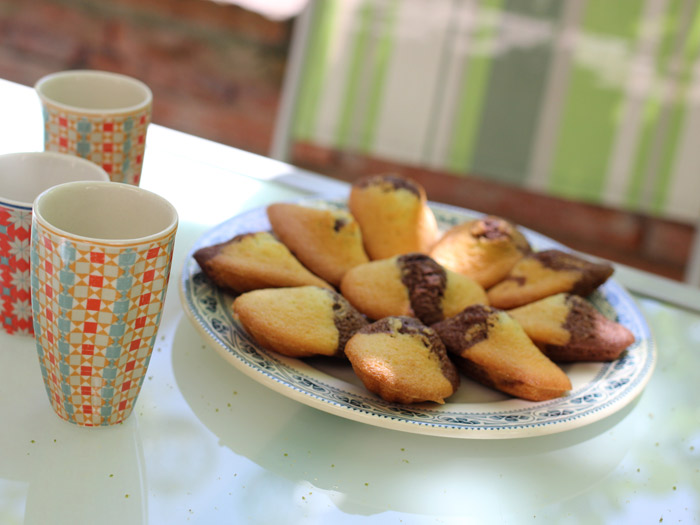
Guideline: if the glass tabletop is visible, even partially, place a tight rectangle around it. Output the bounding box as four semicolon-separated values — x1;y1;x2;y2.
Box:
1;77;698;525
3;289;695;524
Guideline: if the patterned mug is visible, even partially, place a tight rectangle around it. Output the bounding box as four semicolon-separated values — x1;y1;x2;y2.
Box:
31;181;178;426
0;152;109;335
35;70;152;186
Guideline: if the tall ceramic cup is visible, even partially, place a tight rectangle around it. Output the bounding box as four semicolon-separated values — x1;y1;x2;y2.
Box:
35;70;152;186
31;181;178;426
0;152;109;336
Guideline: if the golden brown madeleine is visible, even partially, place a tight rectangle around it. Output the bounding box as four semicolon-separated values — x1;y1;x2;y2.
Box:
267;203;369;286
487;249;614;309
193;232;332;293
340;254;410;320
345;316;460;404
232;286;368;358
348;174;438;259
432;305;571;401
508;293;635;362
430;215;531;289
340;253;487;324
441;265;489;319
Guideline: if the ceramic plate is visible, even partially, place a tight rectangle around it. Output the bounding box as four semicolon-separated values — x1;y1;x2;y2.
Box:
179;199;656;439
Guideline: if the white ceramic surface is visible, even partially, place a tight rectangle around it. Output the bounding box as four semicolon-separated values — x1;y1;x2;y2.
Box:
34;181;178;242
180;199;656;439
35;70;152;114
0;152;109;207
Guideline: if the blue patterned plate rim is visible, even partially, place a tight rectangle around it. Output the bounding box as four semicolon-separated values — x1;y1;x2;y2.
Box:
179;199;656;439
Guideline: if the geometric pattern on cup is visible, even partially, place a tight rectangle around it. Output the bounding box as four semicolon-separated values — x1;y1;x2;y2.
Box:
30;220;175;426
41;103;151;186
0;203;33;335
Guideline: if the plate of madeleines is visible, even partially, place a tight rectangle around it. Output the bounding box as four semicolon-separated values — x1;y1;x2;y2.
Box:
179;174;656;439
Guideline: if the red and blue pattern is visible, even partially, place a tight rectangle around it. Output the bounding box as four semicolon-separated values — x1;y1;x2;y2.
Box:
41;103;150;186
0;201;33;335
31;219;175;426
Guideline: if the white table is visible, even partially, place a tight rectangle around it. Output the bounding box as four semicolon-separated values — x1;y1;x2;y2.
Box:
1;78;699;524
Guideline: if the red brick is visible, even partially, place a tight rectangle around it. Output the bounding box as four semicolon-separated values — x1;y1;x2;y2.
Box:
107;0;291;46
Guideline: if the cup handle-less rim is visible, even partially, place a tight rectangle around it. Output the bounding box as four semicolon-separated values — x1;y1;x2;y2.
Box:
35;70;153;116
32;181;178;247
0;152;110;209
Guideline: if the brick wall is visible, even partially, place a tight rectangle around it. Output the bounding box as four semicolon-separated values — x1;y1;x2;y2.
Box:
0;0;291;155
0;0;694;281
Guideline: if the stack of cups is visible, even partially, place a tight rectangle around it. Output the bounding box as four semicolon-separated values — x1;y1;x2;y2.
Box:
0;70;178;427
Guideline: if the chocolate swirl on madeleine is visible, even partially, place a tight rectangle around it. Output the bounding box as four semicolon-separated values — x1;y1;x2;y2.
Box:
432;304;496;354
356;174;420;196
397;253;447;325
534;250;614;296
330;291;369;354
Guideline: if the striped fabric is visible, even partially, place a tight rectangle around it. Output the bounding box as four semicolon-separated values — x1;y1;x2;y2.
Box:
292;0;700;222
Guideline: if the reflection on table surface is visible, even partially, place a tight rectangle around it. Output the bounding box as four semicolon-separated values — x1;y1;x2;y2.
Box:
1;77;699;524
3;287;697;524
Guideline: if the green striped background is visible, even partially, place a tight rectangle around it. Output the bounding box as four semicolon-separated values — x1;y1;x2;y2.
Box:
291;0;700;222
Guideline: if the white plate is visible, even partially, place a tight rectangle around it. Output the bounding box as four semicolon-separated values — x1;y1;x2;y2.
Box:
179;199;656;439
